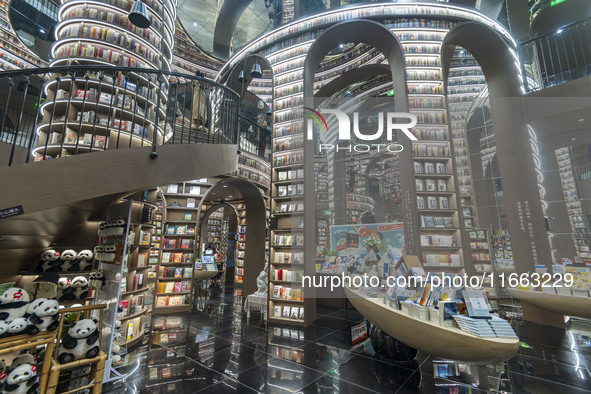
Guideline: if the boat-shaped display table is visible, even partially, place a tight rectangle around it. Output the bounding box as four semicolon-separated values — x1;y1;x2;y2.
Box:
344;287;519;363
193;270;218;281
507;288;591;320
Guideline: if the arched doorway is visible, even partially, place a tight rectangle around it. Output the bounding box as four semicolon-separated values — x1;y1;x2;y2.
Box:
199;178;267;296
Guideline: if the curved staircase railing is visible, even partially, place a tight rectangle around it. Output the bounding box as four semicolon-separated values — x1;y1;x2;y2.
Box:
0;65;241;167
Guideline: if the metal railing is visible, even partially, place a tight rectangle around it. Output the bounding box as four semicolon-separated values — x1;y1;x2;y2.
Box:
520;17;591;92
0;65;240;166
239;116;272;162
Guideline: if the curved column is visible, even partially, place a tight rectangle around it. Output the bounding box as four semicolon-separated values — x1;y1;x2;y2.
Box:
443;21;552;272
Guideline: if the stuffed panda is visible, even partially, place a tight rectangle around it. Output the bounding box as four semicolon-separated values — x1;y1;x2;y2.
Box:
89;271;106;289
35;250;61;273
56;278;74;302
71;276;89;300
4;358;38;394
0;288;29;322
0;360;6;392
57;318;100;364
24;299;45;319
25;299;60;335
0;321;8;338
7;318;28;336
77;250;94;271
59;250;78;272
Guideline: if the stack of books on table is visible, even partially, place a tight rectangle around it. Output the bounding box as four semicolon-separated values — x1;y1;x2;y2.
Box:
487;315;519;339
453;315;496;338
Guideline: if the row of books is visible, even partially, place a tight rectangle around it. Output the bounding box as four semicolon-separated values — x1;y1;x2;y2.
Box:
420;215;455;229
272;269;303;282
275;137;304;152
417;196;450;210
414;161;447;174
274;202;304;214
277;184;304;196
416;178;448;192
423;254;461;266
165;225;196;235
277;169;305;181
48;131;109;149
161;252;193;264
470;242;489;250
274;123;302;138
157;280;191;294
454;315;517;339
273;305;304;320
420;235;458;248
471;253;490;261
117;294;145;318
273;152;303;167
155;294;190;307
159;267;193;278
238;154;270;174
120;273;145;293
272;286;304;301
162;238;193;249
234;167;270;187
274;234;304;247
273;252;303;264
166;184;202;195
413;144;450;157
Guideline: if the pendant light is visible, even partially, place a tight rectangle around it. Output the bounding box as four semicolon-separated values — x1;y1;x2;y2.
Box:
238;70;248;83
250;62;263;78
128;1;151;29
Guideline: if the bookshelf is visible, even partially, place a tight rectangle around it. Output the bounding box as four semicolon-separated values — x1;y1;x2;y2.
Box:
113;198;158;360
555;147;591;258
234;203;246;284
154;180;208;313
148;315;197;389
37;0;177;159
0;0;46;70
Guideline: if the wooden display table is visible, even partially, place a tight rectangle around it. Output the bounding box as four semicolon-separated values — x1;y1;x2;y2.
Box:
507;288;591;320
344;287;519;363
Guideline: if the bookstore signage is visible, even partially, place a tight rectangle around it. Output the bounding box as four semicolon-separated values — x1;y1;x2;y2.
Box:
305;107;417;153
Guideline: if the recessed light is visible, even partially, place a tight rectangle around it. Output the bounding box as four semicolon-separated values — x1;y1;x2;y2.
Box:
222;185;227;188
571;137;577;141
339;44;344;49
193;20;198;27
556;28;563;34
578;118;585;122
39;28;45;33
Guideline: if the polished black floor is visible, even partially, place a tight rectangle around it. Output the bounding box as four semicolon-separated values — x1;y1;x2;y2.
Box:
106;283;591;393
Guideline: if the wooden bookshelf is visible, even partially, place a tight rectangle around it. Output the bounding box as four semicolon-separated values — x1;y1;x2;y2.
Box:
154;180;208;313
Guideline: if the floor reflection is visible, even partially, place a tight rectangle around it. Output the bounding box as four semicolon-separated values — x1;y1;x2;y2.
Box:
104;283;591;393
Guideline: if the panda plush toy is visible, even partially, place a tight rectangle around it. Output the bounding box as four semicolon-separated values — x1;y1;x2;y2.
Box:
0;288;29;322
89;271;106;289
7;318;28;336
25;299;60;335
58;318;100;364
59;250;79;272
56;278;74;302
77;250;94;271
0;321;8;338
35;250;60;273
0;360;6;392
4;355;38;394
71;277;89;300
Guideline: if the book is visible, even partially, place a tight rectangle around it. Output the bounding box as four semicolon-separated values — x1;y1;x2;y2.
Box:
274;305;282;317
438;179;447;191
415;179;423;191
187;198;196;208
184;213;192;221
278;186;287;196
282;306;291;318
425;179;435;191
167;184;178;194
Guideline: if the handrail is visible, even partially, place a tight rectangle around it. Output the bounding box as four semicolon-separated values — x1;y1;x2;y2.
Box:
519;16;591;45
0;65;241;166
519;17;591;92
